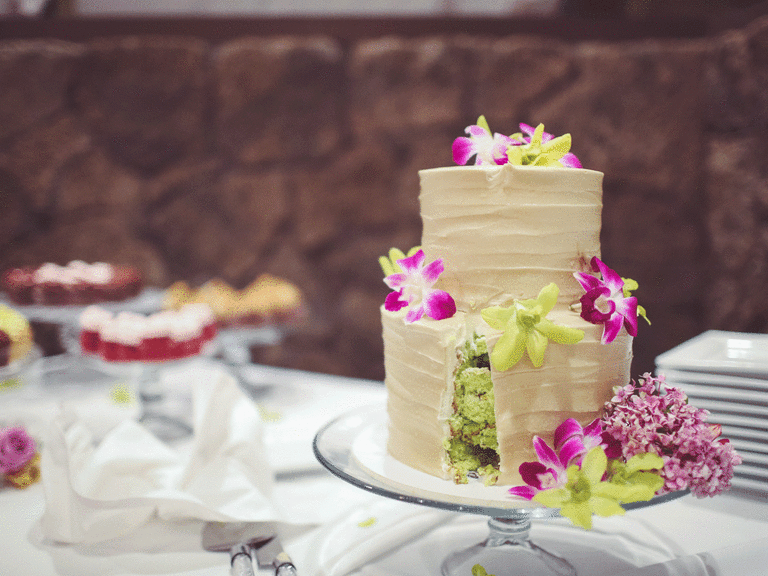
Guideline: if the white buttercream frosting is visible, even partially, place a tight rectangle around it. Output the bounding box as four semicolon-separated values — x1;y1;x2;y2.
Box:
419;164;603;311
79;304;215;346
33;261;115;285
383;164;633;486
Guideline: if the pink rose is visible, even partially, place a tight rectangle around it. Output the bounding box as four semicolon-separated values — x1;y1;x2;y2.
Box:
0;427;36;474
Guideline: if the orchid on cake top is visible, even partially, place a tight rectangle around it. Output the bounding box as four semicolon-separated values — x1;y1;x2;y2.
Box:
379;117;739;528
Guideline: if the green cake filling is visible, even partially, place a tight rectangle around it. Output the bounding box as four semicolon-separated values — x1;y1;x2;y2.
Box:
444;335;500;485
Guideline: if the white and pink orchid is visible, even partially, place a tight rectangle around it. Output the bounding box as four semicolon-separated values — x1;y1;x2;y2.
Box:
384;249;456;323
573;256;639;344
452;116;517;166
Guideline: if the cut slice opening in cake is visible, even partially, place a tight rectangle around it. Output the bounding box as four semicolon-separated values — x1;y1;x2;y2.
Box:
445;334;500;485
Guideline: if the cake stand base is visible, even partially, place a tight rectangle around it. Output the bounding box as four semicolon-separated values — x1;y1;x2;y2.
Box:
441;516;576;576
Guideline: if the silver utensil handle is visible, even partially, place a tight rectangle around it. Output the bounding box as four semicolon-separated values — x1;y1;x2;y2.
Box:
231;545;255;576
276;564;297;576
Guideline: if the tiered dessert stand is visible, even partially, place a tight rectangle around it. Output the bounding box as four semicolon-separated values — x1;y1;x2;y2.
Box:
313;405;687;576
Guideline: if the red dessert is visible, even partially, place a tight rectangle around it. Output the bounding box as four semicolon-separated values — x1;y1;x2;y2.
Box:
2;261;143;306
79;304;217;363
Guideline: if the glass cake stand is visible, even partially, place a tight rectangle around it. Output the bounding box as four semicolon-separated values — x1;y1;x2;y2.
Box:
313;405;688;576
0;288;166;374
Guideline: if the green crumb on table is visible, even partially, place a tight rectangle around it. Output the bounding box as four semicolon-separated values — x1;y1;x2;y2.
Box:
446;334;499;484
472;564;495;576
357;517;377;528
110;383;135;404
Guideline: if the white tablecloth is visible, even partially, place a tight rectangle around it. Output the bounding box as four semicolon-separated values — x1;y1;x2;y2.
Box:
1;356;767;576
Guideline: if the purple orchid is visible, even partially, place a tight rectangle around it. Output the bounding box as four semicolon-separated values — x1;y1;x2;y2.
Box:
573;256;638;344
452;116;516;166
509;417;620;500
555;417;622;464
384;249;456;323
513;123;582;168
509;435;568;500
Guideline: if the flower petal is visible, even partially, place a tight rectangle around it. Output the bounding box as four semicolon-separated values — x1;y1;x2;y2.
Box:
554;418;583;450
404;304;425;323
560;152;582;168
558;436;588;467
452;137;476;165
397;249;425;274
532;436;561;470
384;290;409;312
423;289;456;321
573;270;602;292
508;485;538;500
601;313;624;344
592;257;624;294
422;258;445;284
383;272;407;290
519;460;549;488
490;324;526;372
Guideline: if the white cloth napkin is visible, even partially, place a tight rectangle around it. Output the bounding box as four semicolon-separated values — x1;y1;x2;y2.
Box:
39;361;285;545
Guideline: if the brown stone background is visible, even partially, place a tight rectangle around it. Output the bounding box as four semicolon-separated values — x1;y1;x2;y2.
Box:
1;16;768;381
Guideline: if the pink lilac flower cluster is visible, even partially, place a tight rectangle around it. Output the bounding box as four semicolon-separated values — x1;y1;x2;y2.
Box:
601;373;742;498
0;426;36;474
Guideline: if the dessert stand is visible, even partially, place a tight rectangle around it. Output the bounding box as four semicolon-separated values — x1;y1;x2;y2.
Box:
0;288;166;374
313;405;688;576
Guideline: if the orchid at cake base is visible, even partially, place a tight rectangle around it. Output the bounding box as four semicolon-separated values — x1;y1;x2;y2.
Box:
508;375;741;528
508;417;663;530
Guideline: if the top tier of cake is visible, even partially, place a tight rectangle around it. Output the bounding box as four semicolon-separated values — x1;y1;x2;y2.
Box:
419;164;604;312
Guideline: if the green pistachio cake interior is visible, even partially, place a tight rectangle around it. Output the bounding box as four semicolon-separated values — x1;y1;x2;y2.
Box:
444;334;500;485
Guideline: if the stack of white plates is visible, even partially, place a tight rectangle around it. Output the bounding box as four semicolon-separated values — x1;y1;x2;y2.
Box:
655;330;768;498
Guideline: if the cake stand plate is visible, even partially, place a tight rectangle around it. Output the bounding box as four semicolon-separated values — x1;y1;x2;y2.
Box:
313;405;688;576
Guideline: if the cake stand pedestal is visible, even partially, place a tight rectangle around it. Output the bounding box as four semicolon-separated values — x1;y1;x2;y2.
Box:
313;405;688;576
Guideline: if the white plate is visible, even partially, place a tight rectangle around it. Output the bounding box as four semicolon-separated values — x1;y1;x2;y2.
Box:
737;450;768;468
705;412;768;431
680;396;768;418
730;475;768;496
658;368;768;393
735;463;768;480
655;331;768;378
663;379;768;406
729;438;768;456
721;425;768;443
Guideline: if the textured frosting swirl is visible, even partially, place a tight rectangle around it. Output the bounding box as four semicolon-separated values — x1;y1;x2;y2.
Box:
419;164;603;311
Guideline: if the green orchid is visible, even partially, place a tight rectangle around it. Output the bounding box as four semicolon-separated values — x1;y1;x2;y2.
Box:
378;246;421;277
607;452;665;499
506;123;577;167
481;283;584;371
621;277;651;326
534;447;639;530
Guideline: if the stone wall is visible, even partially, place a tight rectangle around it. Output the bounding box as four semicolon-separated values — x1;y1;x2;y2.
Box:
1;17;767;380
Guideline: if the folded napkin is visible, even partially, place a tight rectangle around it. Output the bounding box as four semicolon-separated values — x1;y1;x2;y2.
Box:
39;360;286;545
615;536;768;576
